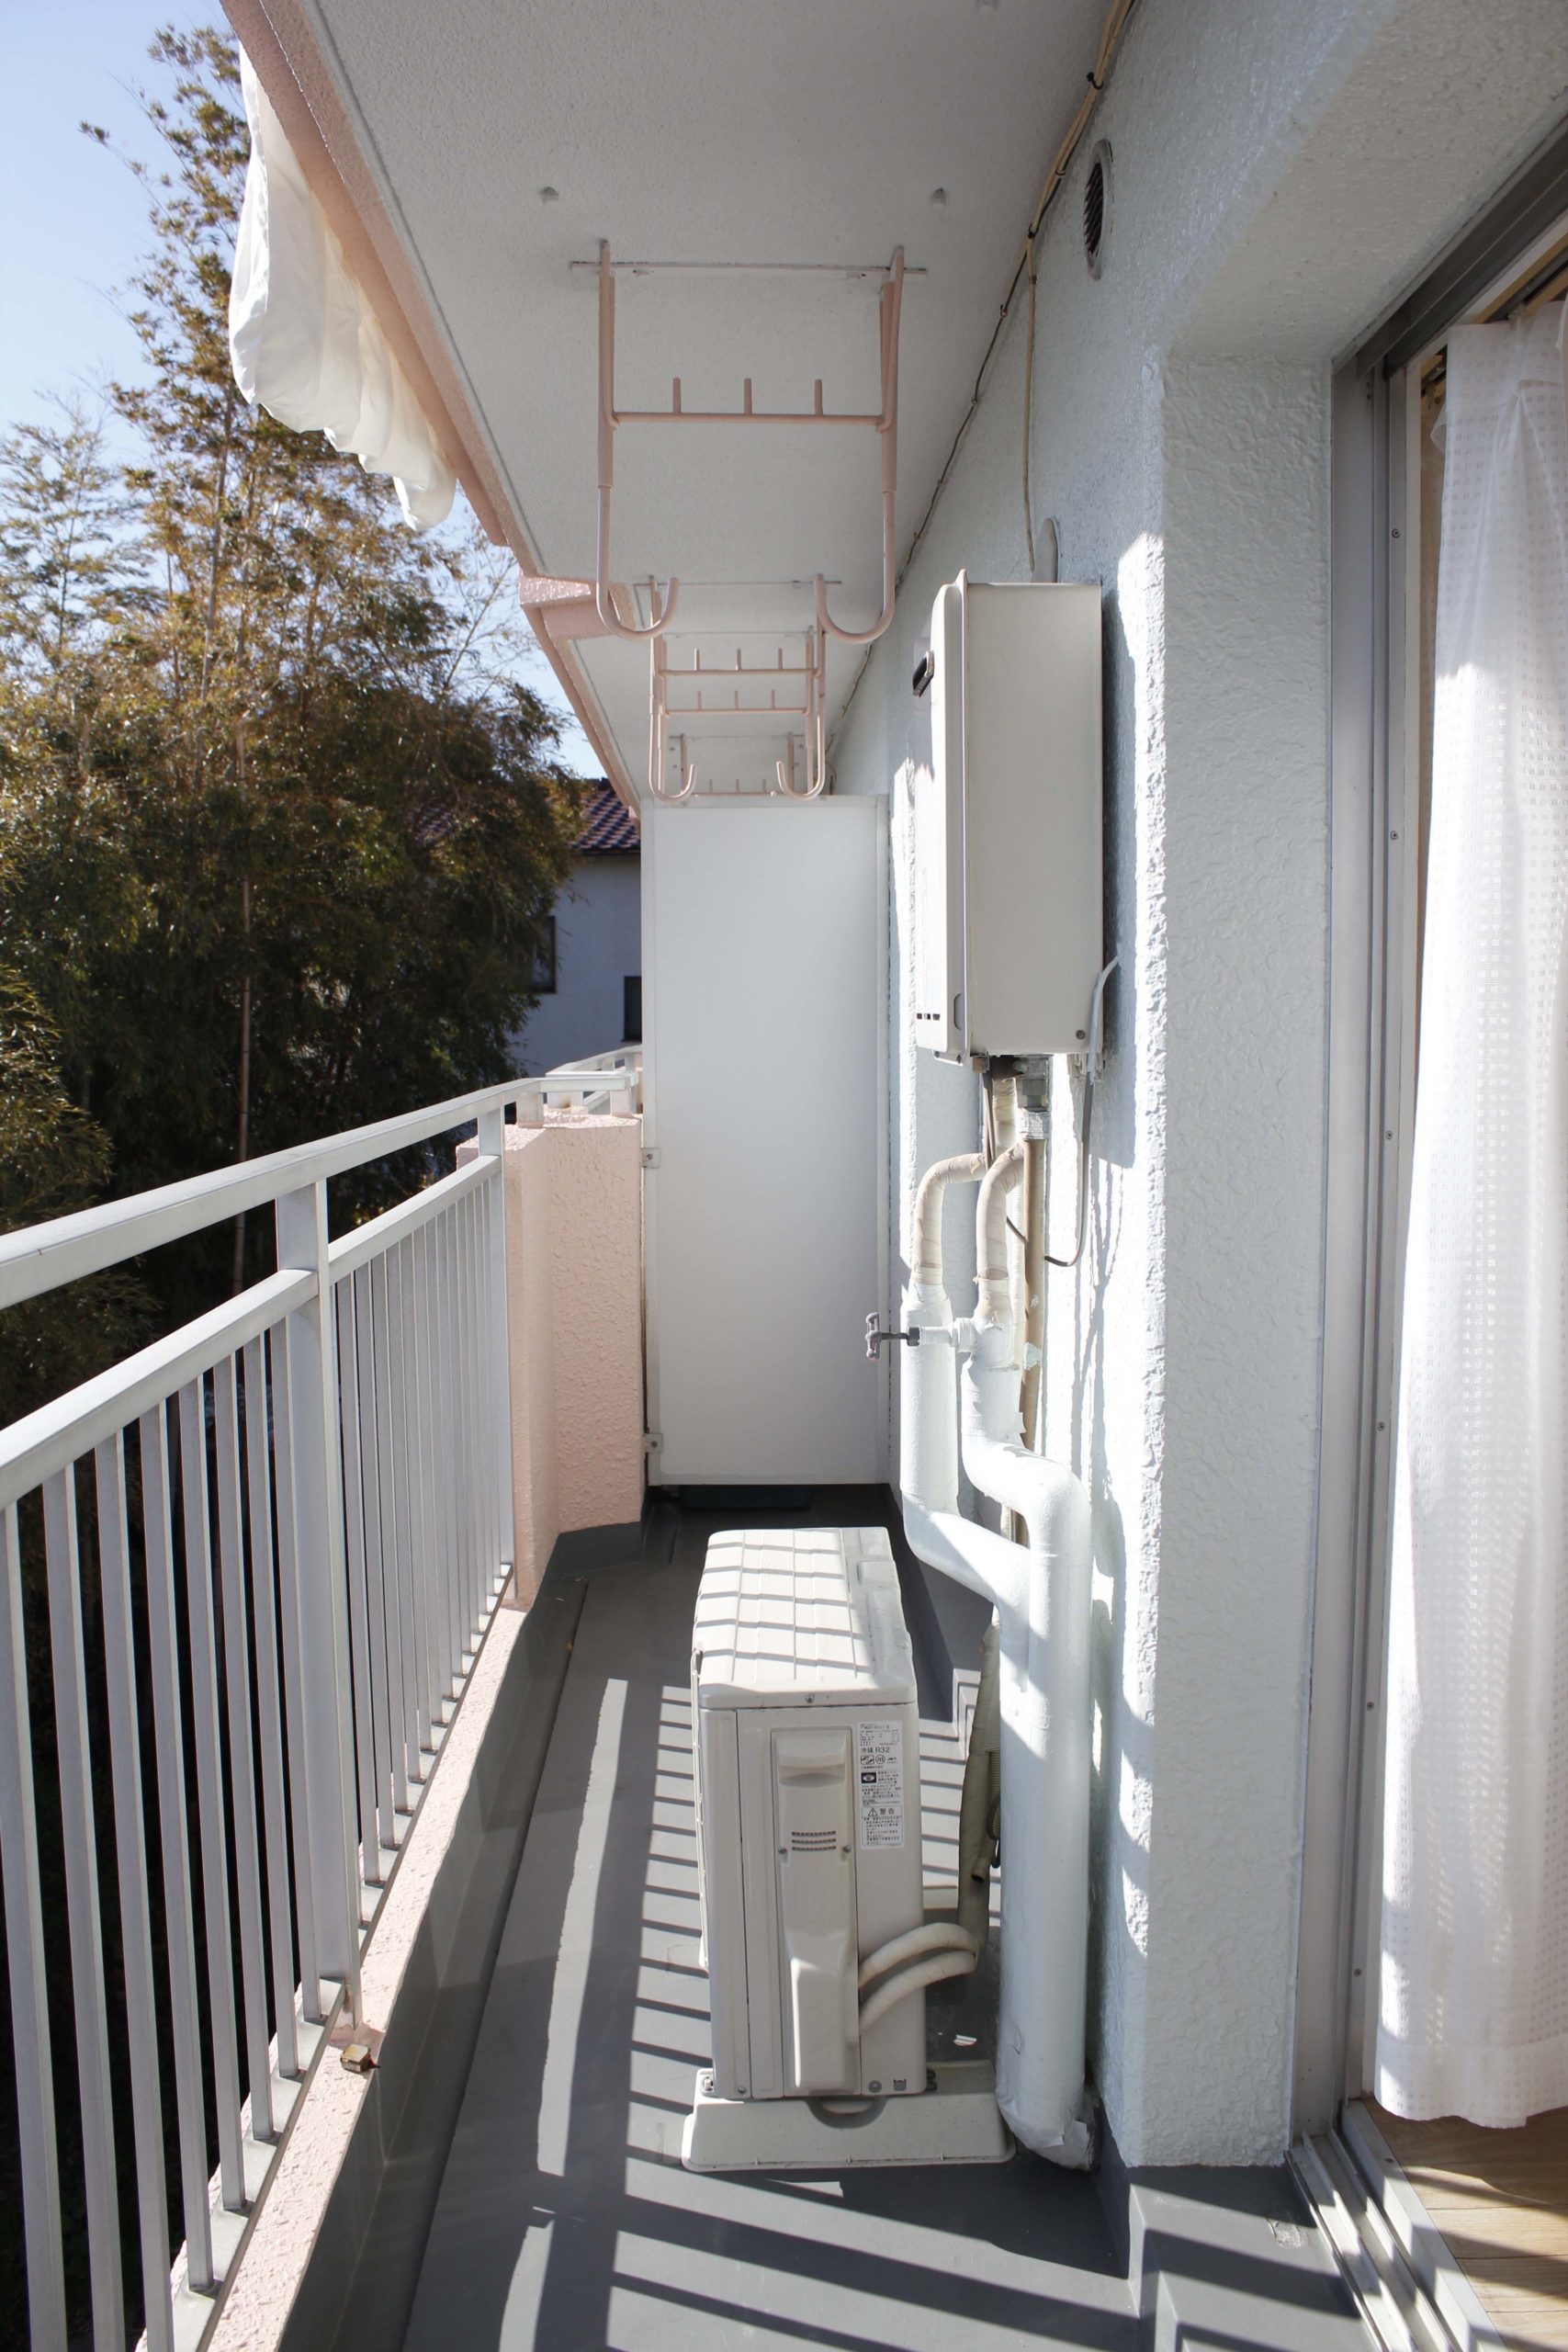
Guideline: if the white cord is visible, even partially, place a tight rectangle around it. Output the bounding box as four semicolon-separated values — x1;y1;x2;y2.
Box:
1044;956;1118;1272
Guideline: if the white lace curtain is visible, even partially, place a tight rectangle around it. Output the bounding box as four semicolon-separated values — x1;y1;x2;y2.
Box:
1376;306;1568;2126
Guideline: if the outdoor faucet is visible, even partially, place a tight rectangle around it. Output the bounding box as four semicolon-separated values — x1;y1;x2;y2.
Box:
865;1313;921;1362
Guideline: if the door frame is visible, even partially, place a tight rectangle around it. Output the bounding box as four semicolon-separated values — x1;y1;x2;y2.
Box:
1292;114;1568;2138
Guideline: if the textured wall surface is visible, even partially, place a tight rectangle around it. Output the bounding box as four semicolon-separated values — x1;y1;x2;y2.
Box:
503;1119;644;1599
834;0;1568;2163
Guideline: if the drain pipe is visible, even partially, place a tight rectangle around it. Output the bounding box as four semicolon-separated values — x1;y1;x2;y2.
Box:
1019;1074;1048;1453
899;1151;1093;2167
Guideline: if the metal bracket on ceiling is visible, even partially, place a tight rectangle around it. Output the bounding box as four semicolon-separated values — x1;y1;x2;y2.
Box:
572;255;924;277
592;240;907;656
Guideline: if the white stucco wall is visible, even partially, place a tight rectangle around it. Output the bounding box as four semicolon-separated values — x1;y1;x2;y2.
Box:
832;0;1568;2164
514;854;641;1074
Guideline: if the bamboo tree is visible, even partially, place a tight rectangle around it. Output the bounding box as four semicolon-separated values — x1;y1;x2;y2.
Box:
0;24;580;1359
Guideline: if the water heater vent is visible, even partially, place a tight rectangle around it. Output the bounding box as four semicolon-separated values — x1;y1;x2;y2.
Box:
1084;142;1111;277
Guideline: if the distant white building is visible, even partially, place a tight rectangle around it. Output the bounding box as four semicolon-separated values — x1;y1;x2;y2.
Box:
515;780;640;1073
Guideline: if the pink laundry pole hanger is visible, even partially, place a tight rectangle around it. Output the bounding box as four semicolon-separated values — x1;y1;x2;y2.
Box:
591;241;908;665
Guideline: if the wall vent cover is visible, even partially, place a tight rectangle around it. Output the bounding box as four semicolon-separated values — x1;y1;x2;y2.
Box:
1084;142;1111;278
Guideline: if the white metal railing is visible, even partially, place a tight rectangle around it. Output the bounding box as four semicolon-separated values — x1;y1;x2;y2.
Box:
537;1042;642;1115
0;1058;637;2350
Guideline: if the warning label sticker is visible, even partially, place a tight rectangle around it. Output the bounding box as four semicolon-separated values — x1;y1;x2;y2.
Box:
857;1718;905;1849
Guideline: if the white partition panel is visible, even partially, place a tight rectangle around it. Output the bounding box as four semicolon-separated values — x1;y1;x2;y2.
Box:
643;797;886;1487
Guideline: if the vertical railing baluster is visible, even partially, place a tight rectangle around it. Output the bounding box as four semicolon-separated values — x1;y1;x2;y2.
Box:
212;1357;276;2141
420;1225;445;1747
460;1190;485;1609
96;1434;174;2352
430;1204;462;1658
42;1466;125;2351
453;1197;476;1650
275;1182;361;2025
140;1404;216;2290
367;1255;409;1822
352;1270;396;1860
0;1501;67;2352
479;1176;502;1593
481;1182;502;1594
470;1187;491;1600
177;1380;246;2211
427;1217;459;1702
430;1213;453;1712
404;1232;434;1749
383;1241;423;1794
442;1204;465;1683
447;1199;472;1660
335;1282;381;1888
268;1323;322;2023
242;1338;299;2082
477;1108;515;1602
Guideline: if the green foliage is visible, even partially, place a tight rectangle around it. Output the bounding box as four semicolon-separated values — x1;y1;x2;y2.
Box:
0;26;580;1365
0;974;149;1423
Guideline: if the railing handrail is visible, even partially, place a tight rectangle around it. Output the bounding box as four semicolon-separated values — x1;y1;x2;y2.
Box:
0;1045;642;2351
0;1270;314;1517
0;1065;636;1313
552;1044;642;1071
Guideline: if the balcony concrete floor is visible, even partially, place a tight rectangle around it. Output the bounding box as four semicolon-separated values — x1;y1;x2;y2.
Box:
326;1494;1366;2352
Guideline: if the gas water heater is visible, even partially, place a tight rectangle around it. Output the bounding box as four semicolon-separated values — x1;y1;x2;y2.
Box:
915;574;1102;1062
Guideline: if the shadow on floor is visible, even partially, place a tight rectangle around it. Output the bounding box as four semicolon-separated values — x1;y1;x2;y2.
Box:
330;1494;1363;2352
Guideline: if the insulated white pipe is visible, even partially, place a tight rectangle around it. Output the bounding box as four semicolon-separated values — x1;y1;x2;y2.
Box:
898;1154;1094;2169
858;1920;976;1992
976;1146;1023;1328
961;1329;1093;2166
911;1152;986;1287
859;1946;977;2037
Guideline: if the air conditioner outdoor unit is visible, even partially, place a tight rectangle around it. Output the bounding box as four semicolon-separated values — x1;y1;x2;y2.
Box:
682;1525;1010;2173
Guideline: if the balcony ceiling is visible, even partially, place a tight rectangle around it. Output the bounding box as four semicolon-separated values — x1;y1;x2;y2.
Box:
294;0;1110;795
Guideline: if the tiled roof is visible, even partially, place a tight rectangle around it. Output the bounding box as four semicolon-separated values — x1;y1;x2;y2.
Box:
574;780;640;855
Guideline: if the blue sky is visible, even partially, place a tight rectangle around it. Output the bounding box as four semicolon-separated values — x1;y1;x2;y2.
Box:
0;2;184;435
0;2;595;770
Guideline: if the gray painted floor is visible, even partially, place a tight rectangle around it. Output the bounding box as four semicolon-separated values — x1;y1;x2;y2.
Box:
389;1498;1365;2351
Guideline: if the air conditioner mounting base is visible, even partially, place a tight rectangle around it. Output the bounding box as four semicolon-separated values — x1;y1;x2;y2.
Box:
681;2058;1011;2173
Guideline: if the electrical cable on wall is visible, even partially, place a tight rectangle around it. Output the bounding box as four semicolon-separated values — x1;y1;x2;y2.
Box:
903;0;1135;592
1044;957;1117;1271
833;0;1137;743
1022;231;1041;574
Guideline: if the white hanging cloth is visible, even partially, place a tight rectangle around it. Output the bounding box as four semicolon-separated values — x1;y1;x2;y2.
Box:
1376;305;1568;2126
228;51;456;533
